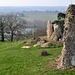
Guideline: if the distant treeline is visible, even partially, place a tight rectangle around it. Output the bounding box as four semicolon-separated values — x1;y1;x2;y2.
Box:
0;10;65;17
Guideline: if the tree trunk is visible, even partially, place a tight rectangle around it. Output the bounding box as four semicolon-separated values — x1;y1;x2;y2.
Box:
11;31;13;41
1;23;4;42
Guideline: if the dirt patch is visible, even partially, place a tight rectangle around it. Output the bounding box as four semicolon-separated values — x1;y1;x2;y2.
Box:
46;59;60;70
46;58;75;70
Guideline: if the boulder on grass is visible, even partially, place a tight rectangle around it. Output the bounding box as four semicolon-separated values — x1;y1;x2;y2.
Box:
40;50;48;56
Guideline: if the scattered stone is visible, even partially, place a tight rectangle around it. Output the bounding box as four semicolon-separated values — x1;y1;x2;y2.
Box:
59;39;62;42
40;43;49;47
33;38;47;47
24;37;41;45
21;46;30;48
40;50;48;56
41;42;55;47
33;42;44;47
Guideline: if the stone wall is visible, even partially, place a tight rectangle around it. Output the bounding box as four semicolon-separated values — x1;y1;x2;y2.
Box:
58;4;75;68
47;21;61;41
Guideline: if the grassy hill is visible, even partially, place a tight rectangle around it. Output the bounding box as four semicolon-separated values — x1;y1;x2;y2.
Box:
0;41;75;75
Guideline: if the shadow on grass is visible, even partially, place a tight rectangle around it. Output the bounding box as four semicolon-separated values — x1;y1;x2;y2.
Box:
40;53;52;56
47;53;52;56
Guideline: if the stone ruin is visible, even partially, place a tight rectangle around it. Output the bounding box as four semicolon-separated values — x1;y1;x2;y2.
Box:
57;4;75;68
47;20;53;40
47;20;61;41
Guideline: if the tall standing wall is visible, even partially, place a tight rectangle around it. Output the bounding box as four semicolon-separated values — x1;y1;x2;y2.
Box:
58;4;75;68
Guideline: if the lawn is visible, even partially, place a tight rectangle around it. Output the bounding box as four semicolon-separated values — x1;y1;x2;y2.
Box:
0;41;75;75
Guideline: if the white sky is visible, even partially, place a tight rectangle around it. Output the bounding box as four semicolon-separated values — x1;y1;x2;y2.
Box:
0;0;75;6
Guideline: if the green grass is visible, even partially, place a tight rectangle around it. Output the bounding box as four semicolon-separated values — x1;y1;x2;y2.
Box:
0;41;75;75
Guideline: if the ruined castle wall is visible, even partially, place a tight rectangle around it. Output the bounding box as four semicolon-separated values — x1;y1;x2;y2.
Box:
58;4;75;68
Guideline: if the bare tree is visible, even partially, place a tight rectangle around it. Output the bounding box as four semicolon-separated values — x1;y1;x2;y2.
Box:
0;16;6;42
5;15;27;41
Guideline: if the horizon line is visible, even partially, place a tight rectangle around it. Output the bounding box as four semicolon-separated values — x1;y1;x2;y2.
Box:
0;6;67;7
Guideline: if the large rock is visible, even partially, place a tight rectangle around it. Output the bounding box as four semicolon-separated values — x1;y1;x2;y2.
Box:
40;50;48;56
50;24;61;41
58;4;75;68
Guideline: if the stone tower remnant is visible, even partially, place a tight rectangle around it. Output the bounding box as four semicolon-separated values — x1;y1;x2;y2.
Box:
58;4;75;68
47;20;53;40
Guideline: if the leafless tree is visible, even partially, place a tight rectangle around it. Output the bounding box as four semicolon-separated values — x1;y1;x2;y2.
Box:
5;15;27;41
0;16;6;42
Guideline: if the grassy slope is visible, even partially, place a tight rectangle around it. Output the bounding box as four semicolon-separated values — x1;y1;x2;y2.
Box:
0;41;75;75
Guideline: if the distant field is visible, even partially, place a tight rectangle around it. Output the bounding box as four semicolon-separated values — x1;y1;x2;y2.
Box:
0;11;57;23
22;13;57;22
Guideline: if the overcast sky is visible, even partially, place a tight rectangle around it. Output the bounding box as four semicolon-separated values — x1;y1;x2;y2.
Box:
0;0;75;6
